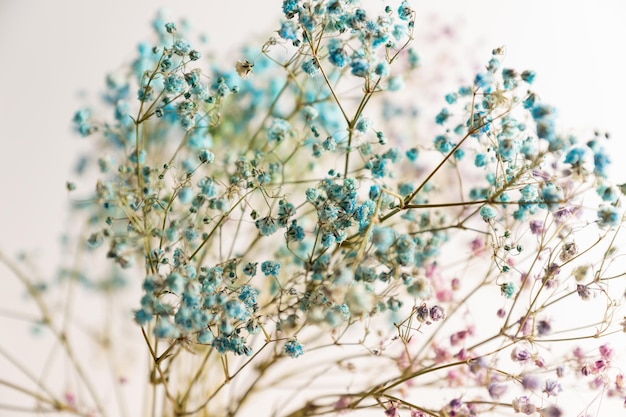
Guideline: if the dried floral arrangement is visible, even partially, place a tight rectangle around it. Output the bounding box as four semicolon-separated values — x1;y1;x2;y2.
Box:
2;1;625;417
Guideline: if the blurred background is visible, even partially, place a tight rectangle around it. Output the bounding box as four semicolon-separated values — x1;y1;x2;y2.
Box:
1;0;625;415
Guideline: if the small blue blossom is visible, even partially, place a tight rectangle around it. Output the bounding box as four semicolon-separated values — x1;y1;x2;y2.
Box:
268;118;292;142
408;48;420;69
320;230;336;247
398;182;414;197
445;93;458;104
597;205;620;228
497;137;518;161
306;187;320;203
326;0;342;14
286;220;305;242
238;285;259;307
377;131;387;145
184;227;199;242
387;297;402;312
153;318;180;339
541;184;564;211
474;72;493;89
521;70;536;84
282;0;299;16
480;206;497;222
531;103;558;144
597;184;619;202
301;105;318;121
369;184;381;201
74;108;94;137
164;22;176;33
397;1;412;21
319;204;339;222
474;153;488;167
322;136;336;151
87;232;104;249
166;272;185;294
532;104;556;120
278;20;299;41
114;101;133;125
406;148;419;162
261;260;281;276
355;117;370;133
435;108;450;125
164;74;186;94
284;339;304;358
198;177;217;197
301;58;319;75
434;135;454;154
520;136;538;159
394;234;416;266
172;39;191;56
255;216;279;236
328;39;349;68
392;24;408;41
374;61;390;77
178;187;194;204
388;76;404;91
372;227;395;252
197;329;214;344
350;58;370;77
500;282;516;298
487;57;501;73
593;148;611;178
368;158;388;179
198;149;215;163
134;309;153;325
243;262;258;277
564;146;587;166
224;300;250;321
523;92;537;109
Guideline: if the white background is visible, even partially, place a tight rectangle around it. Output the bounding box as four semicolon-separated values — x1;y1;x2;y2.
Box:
1;0;625;415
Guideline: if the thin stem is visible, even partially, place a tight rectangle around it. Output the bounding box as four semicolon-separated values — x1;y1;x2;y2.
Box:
0;378;65;412
0;251;109;417
0;345;57;402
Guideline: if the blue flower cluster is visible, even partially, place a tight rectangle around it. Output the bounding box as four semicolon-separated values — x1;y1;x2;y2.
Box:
70;2;624;378
278;0;414;88
135;264;260;355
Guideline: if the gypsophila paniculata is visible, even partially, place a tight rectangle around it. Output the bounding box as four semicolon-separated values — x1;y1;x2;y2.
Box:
4;3;625;417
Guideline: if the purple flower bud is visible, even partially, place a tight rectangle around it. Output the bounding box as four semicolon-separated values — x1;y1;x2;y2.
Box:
537;319;552;336
429;305;445;321
594;359;607;373
599;344;614;360
512;396;537;415
539;405;563;417
543;379;562;397
384;406;399;417
488;382;507;399
581;364;591;376
530;220;544;235
512;347;532;362
577;284;591;300
522;375;539;390
416;304;429;322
